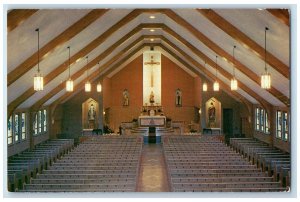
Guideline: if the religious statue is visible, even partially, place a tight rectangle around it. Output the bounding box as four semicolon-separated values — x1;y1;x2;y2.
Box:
88;104;96;121
208;102;216;127
123;89;129;106
175;88;182;106
149;91;155;104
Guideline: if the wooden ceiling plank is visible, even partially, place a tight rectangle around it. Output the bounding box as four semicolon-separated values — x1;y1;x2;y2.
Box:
163;10;289;106
197;9;289;78
8;9;109;86
267;9;290;27
8;9;39;32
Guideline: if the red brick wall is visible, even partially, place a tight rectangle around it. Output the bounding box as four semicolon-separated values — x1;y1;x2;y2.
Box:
110;55;143;107
194;76;202;107
103;77;111;109
161;55;195;107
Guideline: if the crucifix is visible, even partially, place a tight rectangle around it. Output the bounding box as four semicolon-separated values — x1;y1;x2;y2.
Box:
144;55;160;87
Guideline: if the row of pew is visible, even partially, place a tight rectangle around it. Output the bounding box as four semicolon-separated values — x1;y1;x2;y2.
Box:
22;136;142;192
230;138;290;188
163;135;287;192
8;139;74;192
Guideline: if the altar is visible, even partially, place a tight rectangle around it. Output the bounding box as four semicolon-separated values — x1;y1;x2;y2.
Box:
139;115;166;127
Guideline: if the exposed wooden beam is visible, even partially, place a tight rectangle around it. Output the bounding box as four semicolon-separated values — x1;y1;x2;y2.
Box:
56;43;149;105
7;9;38;32
197;9;289;78
158;44;252;110
8;9;109;86
267;9;290;27
159;35;272;111
163;9;289;106
31;36;146;111
8;22;162;116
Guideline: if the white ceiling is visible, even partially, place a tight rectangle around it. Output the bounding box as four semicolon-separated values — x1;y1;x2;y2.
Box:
7;8;290;111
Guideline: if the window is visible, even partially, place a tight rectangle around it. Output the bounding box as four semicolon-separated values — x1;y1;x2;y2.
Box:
14;114;19;142
255;108;260;131
21;113;26;140
43;109;47;132
283;112;289;141
276;110;282;139
265;112;270;134
8;116;13;145
260;108;265;132
38;110;42;133
255;107;269;134
34;113;38;136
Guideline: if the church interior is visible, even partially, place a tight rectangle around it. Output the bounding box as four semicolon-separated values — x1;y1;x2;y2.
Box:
5;8;292;194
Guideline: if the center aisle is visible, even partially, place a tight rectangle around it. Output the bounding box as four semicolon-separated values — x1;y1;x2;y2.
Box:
137;144;170;192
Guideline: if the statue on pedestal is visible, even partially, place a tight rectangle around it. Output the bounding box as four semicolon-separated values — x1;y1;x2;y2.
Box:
208;102;216;128
149;91;155;105
88;103;96;128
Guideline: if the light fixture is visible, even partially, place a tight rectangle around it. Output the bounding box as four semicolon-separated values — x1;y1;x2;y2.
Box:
66;46;74;92
34;28;44;91
150;29;155;32
149;15;156;19
150;38;154;42
213;56;219;91
231;45;238;91
96;62;102;93
261;27;271;89
85;56;91;92
202;61;207;92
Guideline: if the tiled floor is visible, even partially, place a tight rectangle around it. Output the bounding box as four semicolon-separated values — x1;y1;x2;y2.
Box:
137;144;170;192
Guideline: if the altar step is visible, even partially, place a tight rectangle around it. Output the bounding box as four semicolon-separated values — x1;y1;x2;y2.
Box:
130;127;175;136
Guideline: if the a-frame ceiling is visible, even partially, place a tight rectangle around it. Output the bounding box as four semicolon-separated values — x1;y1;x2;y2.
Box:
7;8;290;116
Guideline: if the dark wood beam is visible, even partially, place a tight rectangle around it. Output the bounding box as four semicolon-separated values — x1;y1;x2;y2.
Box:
159;35;272;111
8;9;38;32
267;9;290;27
8;9;109;86
31;36;147;111
163;10;289;106
197;9;289;78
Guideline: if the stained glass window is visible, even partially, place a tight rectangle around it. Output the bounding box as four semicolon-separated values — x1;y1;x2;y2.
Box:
21;113;26;140
43;109;47;132
276;111;282;138
260;108;265;132
283;112;288;141
38;110;42;133
34;113;38;136
14;114;19;142
255;108;260;131
8;116;13;145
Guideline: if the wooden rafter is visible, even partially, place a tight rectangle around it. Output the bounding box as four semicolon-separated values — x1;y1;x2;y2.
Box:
55;43;149;105
197;9;289;78
158;36;272;111
8;9;290;116
158;44;253;111
8;9;109;86
7;9;38;32
163;9;289;106
31;36;147;111
267;9;290;27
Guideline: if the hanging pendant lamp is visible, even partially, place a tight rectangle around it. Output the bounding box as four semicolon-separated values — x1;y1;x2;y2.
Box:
261;27;271;89
213;56;219;91
34;28;44;91
66;46;74;92
231;45;238;91
85;56;91;92
202;61;208;92
97;63;102;92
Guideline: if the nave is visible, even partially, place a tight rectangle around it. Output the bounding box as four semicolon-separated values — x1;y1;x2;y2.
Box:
8;135;289;193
